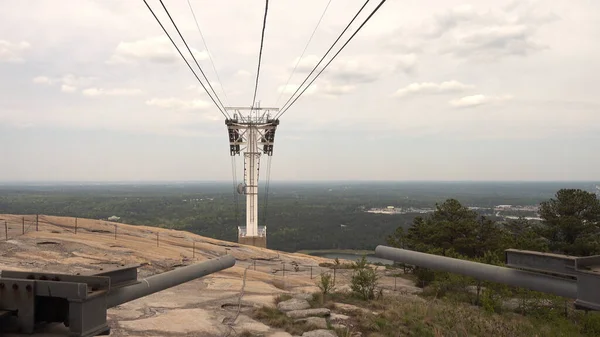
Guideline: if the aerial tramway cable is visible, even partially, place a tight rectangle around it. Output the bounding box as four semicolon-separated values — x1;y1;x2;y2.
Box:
274;0;333;107
156;0;229;116
231;156;240;228
186;0;241;227
274;0;372;119
141;0;229;119
276;0;387;119
187;0;231;105
251;0;270;110
261;156;273;228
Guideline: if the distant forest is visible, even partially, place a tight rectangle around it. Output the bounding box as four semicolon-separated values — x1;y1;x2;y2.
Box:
0;181;598;252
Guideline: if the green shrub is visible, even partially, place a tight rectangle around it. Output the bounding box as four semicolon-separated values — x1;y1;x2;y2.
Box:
350;256;379;300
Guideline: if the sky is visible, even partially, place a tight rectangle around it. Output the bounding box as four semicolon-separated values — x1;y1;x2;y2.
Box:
0;0;599;182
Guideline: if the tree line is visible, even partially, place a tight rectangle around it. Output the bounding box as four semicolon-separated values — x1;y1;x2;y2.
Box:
385;188;600;333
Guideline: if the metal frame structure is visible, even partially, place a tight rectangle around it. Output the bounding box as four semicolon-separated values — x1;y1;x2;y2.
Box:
225;106;279;242
375;245;600;311
0;255;235;336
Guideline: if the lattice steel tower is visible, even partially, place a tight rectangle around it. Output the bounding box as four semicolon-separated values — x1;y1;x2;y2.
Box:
225;105;279;248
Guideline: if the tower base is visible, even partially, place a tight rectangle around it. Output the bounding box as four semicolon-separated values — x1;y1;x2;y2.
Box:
238;235;267;248
238;226;267;248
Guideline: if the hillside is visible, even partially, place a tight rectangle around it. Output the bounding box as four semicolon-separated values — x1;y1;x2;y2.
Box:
0;214;416;336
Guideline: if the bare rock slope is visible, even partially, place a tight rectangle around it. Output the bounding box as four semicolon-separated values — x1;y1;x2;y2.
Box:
0;214;338;337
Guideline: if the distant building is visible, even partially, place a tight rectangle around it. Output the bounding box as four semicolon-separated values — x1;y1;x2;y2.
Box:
108;215;121;222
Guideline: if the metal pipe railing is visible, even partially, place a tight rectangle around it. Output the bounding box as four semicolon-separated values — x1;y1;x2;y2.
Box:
106;255;235;308
375;245;577;299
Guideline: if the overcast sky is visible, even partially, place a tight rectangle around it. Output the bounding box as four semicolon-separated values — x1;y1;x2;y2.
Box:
1;0;599;182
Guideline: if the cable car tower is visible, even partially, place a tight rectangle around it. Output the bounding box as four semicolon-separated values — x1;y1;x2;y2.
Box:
225;104;279;248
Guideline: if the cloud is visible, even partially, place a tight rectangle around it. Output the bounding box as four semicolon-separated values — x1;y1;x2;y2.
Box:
107;36;208;65
318;82;356;97
61;85;77;93
291;53;415;87
447;25;546;59
186;83;222;95
394;81;473;97
327;59;381;84
32;74;96;93
32;76;52;84
145;97;212;111
449;94;513;108
278;54;403;97
420;3;558;60
426;4;481;38
277;81;355;98
324;55;404;86
236;70;252;77
393;54;418;73
0;40;31;63
82;87;143;97
278;83;313;96
291;55;320;73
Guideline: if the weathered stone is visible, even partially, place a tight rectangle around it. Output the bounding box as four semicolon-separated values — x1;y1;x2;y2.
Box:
278;298;311;311
286;308;330;319
267;332;294;337
294;293;315;301
302;329;338;337
332;303;364;314
331;323;346;330
330;312;350;321
296;316;328;329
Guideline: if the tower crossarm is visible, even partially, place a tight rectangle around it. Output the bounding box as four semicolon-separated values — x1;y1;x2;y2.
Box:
258;121;278;156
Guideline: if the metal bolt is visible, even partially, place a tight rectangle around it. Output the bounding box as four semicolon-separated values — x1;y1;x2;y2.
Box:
26;285;32;292
0;283;5;289
12;284;18;290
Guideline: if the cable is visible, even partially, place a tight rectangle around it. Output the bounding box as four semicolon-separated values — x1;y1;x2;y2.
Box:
274;0;333;106
231;156;240;229
277;0;387;119
187;0;231;105
262;156;273;227
251;0;270;110
142;0;229;119
157;0;229;116
275;0;372;119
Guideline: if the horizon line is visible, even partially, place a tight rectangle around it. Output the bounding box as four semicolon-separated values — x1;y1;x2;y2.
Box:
0;179;598;185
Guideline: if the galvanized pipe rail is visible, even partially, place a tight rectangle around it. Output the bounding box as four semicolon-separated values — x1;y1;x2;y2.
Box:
375;245;600;311
107;255;235;308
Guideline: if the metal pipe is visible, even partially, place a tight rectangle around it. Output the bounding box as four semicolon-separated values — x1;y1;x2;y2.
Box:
375;245;577;299
106;255;235;308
